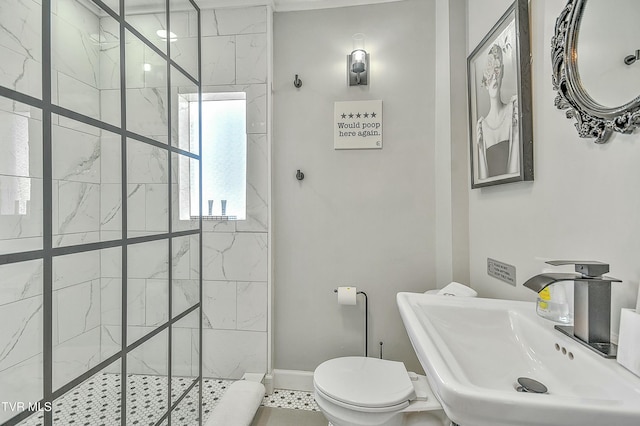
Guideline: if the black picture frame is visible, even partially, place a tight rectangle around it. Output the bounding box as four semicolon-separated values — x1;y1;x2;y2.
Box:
467;0;533;189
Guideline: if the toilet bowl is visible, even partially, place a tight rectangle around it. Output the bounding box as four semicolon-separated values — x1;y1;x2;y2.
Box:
313;357;448;426
314;283;476;426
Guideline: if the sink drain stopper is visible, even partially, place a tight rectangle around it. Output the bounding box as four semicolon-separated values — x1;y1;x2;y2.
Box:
516;377;548;394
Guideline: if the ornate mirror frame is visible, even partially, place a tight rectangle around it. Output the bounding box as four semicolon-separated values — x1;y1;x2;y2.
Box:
552;0;640;143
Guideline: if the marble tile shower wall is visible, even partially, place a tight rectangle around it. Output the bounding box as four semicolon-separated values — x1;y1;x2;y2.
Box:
0;0;201;417
0;0;121;412
199;6;270;380
0;8;266;409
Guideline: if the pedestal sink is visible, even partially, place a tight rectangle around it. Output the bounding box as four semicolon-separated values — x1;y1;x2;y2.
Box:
397;292;640;426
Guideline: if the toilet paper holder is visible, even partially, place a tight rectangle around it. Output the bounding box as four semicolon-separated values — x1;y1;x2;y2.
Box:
334;288;369;357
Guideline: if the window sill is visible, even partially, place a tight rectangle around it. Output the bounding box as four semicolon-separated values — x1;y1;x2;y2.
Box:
189;215;238;221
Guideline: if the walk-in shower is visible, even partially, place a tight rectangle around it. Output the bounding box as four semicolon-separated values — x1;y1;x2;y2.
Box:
0;0;203;424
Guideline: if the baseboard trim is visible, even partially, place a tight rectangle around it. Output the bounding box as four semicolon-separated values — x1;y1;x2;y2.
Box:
271;369;314;392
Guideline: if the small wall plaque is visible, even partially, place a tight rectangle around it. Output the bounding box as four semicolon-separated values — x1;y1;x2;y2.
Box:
487;258;516;286
334;100;383;149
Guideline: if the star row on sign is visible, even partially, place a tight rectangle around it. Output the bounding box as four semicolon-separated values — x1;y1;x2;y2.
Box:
340;112;377;119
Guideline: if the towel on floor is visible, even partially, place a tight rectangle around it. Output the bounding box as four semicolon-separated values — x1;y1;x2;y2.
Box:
205;380;266;426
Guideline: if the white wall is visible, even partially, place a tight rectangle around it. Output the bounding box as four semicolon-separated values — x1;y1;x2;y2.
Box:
273;0;436;374
199;6;272;379
466;0;640;335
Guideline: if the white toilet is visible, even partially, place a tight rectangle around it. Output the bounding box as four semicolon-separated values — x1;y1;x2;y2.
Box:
313;357;448;426
314;283;476;426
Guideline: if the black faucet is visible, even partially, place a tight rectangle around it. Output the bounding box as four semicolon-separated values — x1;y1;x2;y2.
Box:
523;260;621;358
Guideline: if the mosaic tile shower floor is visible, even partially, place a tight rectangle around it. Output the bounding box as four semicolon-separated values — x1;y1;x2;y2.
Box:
18;374;319;426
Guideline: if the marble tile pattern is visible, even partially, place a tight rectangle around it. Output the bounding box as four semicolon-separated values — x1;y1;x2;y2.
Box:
0;100;44;254
125;29;169;142
172;235;200;318
51;118;122;247
0;0;42;99
202;329;267;379
172;310;200;381
127;138;168;236
0;354;43;425
192;6;270;380
127;329;167;379
0;261;43;421
50;247;122;391
127;240;169;344
51;0;123;126
124;10;167;54
170;67;199;150
170;7;199;80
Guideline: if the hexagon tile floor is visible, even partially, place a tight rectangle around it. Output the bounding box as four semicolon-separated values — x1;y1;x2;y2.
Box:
17;374;319;426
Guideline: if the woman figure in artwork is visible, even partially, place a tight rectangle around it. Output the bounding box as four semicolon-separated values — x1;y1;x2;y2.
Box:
477;44;519;179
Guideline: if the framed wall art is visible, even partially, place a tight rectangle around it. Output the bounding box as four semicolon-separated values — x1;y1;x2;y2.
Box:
467;0;533;188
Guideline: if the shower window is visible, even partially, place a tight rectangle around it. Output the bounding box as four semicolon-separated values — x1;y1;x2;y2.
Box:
180;92;247;220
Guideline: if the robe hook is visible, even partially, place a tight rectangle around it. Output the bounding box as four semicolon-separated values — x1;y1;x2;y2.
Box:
294;74;303;88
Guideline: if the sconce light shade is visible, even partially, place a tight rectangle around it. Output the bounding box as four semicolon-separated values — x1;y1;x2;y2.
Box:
348;49;369;86
348;33;369;86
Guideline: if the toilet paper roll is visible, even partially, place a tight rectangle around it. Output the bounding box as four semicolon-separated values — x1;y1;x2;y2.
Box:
337;286;357;305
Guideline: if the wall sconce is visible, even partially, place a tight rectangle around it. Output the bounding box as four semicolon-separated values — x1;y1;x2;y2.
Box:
348;33;369;86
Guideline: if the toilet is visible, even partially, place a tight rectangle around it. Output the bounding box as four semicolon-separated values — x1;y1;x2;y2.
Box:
313;357;448;426
314;283;476;426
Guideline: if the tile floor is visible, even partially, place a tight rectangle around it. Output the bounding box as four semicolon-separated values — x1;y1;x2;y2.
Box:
17;374;321;426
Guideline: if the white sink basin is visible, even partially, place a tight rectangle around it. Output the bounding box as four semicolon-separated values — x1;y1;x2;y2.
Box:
397;292;640;426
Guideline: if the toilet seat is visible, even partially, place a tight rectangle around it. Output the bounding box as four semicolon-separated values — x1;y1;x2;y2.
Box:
313;357;416;411
315;386;410;413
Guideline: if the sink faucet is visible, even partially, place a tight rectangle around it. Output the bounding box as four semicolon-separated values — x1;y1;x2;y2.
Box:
523;260;621;358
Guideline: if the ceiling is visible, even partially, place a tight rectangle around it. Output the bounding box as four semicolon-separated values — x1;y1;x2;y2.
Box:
196;0;405;12
119;0;405;15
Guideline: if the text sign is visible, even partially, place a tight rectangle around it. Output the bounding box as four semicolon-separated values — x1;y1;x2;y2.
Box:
487;258;516;286
334;100;383;149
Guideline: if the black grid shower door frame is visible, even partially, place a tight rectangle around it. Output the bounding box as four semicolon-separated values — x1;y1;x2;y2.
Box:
0;0;203;425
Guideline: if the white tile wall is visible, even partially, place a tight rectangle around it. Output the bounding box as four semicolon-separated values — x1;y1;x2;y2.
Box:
0;0;42;99
202;329;267;379
203;281;237;329
0;259;42;306
0;296;42;373
98;15;121;91
202;232;268;282
53;250;101;290
127;279;146;329
235;34;268;84
238;133;268;232
0;99;44;254
202;36;236;85
201;7;267;37
124;12;167;54
197;5;270;379
172;279;199;320
127;327;168;375
100;277;121;326
236;282;267;332
145;279;169;326
171;36;199;80
1;4;269;389
52;327;101;391
0;354;42;424
55;280;100;343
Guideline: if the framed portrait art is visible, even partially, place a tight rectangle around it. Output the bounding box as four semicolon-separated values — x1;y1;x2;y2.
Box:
467;0;533;188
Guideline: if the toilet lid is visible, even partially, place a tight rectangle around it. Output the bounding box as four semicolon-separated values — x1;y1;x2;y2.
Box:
313;357;416;409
